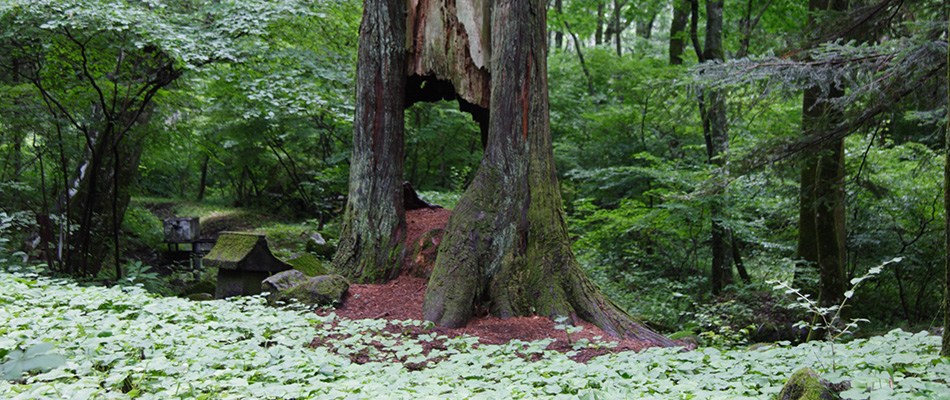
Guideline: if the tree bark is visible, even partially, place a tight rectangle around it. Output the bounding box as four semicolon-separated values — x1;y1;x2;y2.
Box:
331;0;408;283
613;0;623;56
421;0;675;347
942;18;949;356
554;0;563;50
701;0;734;295
197;154;210;201
800;0;849;341
669;0;690;65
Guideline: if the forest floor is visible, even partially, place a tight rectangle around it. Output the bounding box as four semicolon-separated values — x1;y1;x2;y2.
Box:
139;200;678;361
314;207;670;363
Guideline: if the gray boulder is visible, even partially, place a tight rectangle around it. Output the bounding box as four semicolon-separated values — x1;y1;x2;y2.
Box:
262;270;349;307
262;269;309;306
305;232;336;259
280;275;349;307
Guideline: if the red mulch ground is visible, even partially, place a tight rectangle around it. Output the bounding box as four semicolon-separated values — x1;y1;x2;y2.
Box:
314;208;673;363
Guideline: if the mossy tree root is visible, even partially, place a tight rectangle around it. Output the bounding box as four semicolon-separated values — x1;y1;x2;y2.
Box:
423;0;676;348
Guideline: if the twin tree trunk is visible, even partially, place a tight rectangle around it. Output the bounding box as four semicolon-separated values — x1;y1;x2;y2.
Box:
333;0;675;347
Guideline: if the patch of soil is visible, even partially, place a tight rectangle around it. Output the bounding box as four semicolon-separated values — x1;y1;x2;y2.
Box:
315;208;671;364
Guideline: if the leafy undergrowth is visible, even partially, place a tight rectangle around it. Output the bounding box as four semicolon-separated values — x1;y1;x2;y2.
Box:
1;271;948;399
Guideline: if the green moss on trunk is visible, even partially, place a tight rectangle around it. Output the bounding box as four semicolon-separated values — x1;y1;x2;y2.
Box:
330;0;408;284
422;0;674;347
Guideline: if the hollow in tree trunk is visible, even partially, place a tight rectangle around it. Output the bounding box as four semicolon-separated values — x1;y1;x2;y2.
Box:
421;0;675;347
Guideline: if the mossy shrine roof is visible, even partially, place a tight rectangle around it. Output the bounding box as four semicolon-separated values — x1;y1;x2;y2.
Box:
203;232;292;272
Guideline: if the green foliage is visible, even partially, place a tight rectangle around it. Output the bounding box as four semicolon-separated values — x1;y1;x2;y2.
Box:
404;100;482;192
121;205;164;251
1;271;949;399
553;316;583;346
0;343;66;382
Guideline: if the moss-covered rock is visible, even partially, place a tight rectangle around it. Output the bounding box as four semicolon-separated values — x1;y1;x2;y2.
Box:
279;274;349;307
186;293;214;301
775;368;840;400
304;232;337;259
262;269;309;306
668;330;703;348
286;253;329;277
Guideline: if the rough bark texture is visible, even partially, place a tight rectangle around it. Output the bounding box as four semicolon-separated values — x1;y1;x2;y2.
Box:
669;0;689;65
421;0;675;347
796;152;819;290
332;0;408;283
406;0;490;110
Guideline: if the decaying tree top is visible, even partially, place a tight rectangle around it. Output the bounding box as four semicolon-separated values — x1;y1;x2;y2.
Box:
406;0;491;110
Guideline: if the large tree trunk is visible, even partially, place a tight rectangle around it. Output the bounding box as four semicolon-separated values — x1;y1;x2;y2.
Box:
669;0;690;65
331;0;408;283
422;0;675;347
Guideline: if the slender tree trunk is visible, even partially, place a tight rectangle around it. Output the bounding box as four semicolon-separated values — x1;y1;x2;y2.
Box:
801;0;849;341
731;234;752;284
596;2;605;45
564;20;595;95
801;79;848;344
636;10;657;39
669;0;690;65
197;154;210;201
613;0;622;56
688;0;704;63
331;0;408;283
554;0;563;50
701;0;734;295
942;11;949;356
422;0;674;347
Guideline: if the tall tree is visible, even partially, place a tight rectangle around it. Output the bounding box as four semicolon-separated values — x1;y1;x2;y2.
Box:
797;0;849;341
331;0;408;282
698;0;737;294
943;10;949;356
334;0;673;346
420;0;673;346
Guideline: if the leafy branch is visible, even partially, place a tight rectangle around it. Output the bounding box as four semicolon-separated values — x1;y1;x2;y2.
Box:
769;257;901;370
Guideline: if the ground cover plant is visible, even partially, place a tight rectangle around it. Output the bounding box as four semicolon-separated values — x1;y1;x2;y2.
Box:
1;270;948;399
